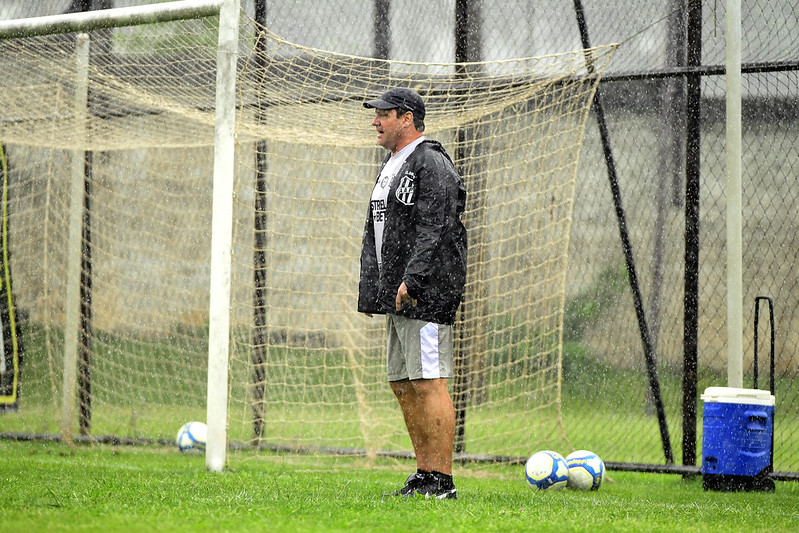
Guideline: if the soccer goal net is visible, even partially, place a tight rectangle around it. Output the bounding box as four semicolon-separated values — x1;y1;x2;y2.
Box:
0;3;615;463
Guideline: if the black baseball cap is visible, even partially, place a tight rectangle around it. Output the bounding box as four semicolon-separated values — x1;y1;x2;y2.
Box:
363;88;426;121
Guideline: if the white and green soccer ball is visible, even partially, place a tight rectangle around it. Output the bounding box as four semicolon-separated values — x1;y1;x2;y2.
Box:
566;450;605;490
525;450;569;491
176;421;207;453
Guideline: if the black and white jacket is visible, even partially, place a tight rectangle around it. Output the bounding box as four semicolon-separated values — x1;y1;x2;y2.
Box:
358;139;467;325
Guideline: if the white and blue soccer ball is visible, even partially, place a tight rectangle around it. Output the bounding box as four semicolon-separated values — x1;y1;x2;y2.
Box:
176;421;207;452
525;450;569;491
566;449;605;490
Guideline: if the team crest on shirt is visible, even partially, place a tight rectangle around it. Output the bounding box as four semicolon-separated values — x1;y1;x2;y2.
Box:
395;171;415;205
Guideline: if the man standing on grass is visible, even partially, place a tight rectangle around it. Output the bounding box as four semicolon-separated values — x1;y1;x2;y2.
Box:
358;88;467;500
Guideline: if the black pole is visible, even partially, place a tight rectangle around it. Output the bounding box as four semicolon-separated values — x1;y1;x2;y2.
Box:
78;150;93;436
572;0;673;464
753;295;776;483
373;0;390;60
73;0;105;437
251;0;269;440
0;143;23;413
452;0;487;456
452;0;470;454
683;0;702;471
752;295;775;393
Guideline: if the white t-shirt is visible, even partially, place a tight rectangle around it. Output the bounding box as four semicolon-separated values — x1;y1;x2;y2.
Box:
370;137;425;270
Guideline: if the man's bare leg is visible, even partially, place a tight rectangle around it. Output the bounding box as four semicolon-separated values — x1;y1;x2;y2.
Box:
390;377;455;475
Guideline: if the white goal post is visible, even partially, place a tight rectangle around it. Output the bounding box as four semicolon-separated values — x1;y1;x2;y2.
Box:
0;0;238;472
206;0;240;474
725;0;744;388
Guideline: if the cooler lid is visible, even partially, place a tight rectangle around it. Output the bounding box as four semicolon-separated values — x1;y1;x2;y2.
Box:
701;386;775;406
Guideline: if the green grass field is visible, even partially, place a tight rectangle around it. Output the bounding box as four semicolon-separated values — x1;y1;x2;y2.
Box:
1;440;797;533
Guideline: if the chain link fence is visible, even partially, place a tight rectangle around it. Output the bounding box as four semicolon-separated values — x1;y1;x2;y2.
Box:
3;0;797;476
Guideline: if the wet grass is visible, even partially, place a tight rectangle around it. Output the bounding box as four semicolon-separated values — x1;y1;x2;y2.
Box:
1;439;798;533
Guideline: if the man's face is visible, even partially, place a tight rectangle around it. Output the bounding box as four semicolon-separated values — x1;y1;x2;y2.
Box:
371;108;407;152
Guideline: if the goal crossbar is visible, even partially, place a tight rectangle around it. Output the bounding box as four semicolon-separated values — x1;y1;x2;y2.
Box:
0;0;223;40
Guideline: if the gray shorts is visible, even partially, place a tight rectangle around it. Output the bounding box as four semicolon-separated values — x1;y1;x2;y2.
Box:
385;314;454;381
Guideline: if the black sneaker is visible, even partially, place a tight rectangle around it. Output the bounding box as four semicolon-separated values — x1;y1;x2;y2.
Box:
427;473;457;500
430;486;457;500
386;472;437;497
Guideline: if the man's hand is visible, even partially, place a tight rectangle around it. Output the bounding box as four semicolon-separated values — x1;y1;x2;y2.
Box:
395;282;418;311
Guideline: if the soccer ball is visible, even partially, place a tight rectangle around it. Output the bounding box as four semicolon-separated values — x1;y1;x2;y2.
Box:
566;450;605;490
525;450;569;491
176;421;207;452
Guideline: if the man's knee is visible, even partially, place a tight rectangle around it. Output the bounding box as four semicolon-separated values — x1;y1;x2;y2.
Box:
392;378;439;399
390;379;412;398
409;378;449;398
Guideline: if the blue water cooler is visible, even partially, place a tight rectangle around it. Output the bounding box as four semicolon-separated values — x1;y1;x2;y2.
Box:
701;386;775;492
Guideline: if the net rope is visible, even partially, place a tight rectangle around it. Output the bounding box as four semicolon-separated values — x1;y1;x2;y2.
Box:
0;11;615;460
